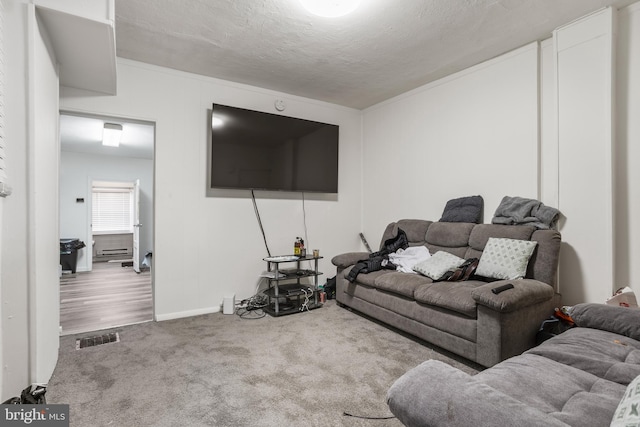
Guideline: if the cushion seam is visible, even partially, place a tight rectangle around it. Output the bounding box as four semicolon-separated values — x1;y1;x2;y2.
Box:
555;379;601;415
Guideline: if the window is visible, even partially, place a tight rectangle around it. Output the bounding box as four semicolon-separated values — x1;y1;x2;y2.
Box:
92;182;134;234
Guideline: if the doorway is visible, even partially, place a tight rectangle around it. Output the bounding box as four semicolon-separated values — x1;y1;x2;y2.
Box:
58;112;155;335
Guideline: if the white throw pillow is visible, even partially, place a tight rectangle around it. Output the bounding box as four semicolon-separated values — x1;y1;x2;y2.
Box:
475;237;537;280
413;251;465;280
611;374;640;427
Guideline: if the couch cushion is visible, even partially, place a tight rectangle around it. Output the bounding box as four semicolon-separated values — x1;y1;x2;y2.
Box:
570;303;640;341
372;272;433;299
387;360;572;427
396;219;431;245
471;279;554;313
413;251;465;280
468;224;536;251
342;268;390;287
414;280;483;318
332;252;370;268
475;353;625;426
526;327;640;386
380;220;432;248
425;222;474;248
475;237;537;280
528;229;561;287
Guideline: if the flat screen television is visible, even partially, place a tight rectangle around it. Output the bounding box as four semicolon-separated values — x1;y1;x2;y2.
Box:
208;103;339;193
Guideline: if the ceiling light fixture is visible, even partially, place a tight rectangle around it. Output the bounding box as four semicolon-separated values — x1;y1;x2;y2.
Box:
102;123;123;147
299;0;361;17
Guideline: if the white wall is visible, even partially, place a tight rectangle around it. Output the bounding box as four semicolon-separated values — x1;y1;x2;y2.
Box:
555;8;616;305
539;38;558;209
544;5;640;304
361;3;640;305
59;151;154;271
361;43;539;247
1;0;30;400
32;7;60;384
616;3;640;296
61;59;363;320
1;0;60;398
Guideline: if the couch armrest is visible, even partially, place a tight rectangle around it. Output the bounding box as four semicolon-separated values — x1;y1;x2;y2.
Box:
471;279;554;313
387;360;566;427
331;252;369;268
570;303;640;340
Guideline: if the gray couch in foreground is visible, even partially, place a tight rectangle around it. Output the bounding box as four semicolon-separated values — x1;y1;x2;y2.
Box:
387;303;640;427
331;219;561;367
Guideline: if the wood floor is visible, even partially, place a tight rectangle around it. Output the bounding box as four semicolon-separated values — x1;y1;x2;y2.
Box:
60;261;152;336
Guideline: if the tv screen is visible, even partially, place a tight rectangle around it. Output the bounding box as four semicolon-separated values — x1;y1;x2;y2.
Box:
208;103;339;193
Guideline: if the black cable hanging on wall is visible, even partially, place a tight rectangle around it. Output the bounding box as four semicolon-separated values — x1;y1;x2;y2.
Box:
251;190;271;257
302;192;309;251
252;191;310;258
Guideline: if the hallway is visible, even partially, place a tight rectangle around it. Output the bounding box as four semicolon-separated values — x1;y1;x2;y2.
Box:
60;261;152;336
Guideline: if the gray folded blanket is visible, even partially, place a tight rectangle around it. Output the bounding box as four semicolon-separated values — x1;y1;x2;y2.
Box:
492;196;560;229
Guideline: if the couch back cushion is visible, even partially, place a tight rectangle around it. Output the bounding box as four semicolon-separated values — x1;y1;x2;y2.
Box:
466;224;535;256
425;222;475;258
379;219;432;248
380;219;561;290
528;229;561;290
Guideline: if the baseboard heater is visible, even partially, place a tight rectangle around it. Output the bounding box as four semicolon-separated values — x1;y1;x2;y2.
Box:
93;234;133;259
98;248;131;256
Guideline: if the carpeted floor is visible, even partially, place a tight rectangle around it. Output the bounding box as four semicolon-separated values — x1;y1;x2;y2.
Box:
48;300;480;426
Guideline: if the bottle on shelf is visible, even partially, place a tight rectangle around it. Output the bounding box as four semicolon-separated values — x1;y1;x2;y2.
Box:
294;237;301;256
300;238;306;257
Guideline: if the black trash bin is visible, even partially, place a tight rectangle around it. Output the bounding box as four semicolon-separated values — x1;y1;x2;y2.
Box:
60;238;85;274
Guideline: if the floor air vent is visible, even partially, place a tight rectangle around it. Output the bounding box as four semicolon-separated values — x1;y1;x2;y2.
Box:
76;332;120;350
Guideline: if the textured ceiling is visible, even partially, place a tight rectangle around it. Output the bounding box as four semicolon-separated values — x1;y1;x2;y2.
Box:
116;0;636;109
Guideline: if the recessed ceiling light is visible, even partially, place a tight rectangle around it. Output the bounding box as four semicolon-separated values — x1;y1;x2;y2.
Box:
299;0;361;17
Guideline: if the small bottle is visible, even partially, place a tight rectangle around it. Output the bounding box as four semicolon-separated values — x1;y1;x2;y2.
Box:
294;237;301;256
300;239;306;257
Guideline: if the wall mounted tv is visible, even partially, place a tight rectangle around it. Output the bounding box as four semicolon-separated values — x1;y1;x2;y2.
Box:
208;103;339;193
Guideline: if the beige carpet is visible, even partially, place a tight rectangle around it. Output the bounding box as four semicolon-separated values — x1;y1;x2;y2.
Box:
48;300;480;426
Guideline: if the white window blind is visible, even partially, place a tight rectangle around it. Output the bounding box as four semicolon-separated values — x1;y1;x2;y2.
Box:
0;0;10;197
92;187;134;234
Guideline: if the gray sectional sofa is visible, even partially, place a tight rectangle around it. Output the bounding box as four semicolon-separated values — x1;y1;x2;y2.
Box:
387;303;640;427
331;219;561;368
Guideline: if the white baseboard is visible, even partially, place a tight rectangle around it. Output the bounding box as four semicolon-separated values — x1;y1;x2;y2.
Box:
155;306;221;322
